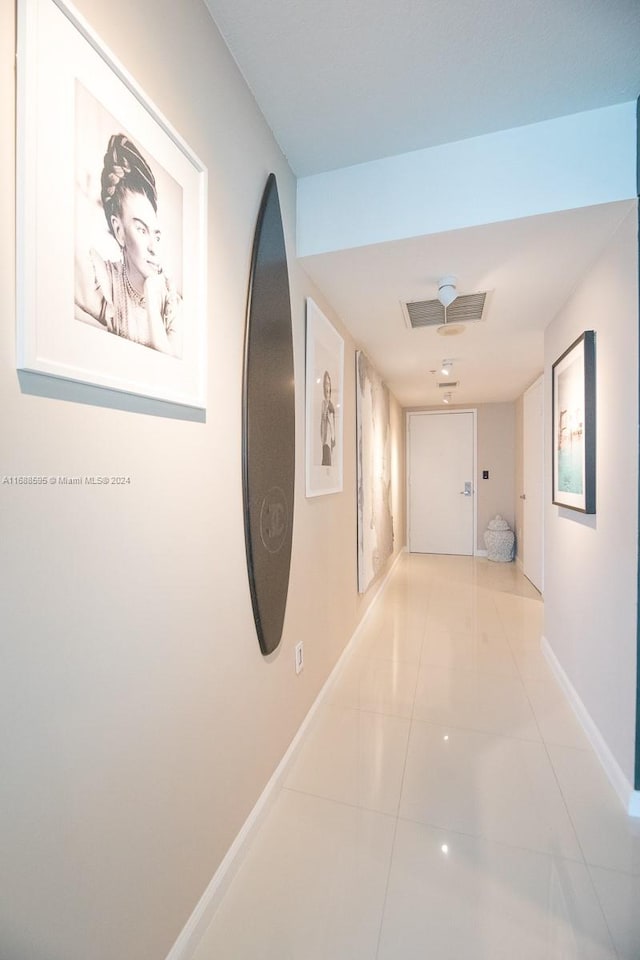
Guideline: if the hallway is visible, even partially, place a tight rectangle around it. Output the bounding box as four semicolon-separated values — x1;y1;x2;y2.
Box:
193;555;640;959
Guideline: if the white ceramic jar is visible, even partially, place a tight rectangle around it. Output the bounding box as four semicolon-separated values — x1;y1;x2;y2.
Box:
484;515;515;562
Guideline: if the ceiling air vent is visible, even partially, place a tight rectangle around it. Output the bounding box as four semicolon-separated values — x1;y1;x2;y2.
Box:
438;381;459;389
402;291;488;330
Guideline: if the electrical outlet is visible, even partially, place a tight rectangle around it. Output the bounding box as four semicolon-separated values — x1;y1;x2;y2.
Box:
295;641;304;675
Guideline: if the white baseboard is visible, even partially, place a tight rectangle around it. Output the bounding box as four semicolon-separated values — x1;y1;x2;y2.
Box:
541;636;640;818
475;549;488;558
164;550;403;960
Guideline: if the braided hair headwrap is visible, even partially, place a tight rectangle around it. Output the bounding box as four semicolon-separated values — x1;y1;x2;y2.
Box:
101;134;157;238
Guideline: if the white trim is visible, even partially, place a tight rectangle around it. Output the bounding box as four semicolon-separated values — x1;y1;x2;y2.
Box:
475;549;488;558
164;548;405;960
522;374;545;592
515;554;543;596
541;636;640;818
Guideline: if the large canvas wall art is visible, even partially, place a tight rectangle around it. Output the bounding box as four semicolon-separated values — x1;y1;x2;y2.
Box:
356;351;394;593
552;330;596;513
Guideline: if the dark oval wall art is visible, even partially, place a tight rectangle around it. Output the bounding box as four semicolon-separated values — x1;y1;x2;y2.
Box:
242;174;295;656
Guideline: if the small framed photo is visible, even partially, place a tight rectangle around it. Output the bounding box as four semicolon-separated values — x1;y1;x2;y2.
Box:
17;0;207;410
305;299;344;497
552;330;596;513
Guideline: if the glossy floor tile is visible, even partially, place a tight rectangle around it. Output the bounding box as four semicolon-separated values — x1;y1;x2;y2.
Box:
191;790;396;960
522;675;592;750
351;616;424;663
195;555;640;959
589;866;640;960
284;703;410;815
420;628;519;677
377;820;615;960
547;744;640;875
413;661;542;740
399;720;583;859
508;636;555;681
325;654;418;718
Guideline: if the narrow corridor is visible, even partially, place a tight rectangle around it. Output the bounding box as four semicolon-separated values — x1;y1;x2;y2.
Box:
194;554;640;959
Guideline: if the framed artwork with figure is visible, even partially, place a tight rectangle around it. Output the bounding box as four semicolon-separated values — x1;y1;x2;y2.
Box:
17;0;207;410
305;298;344;497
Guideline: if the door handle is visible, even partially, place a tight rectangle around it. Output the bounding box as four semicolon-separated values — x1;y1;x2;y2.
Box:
459;482;473;497
520;494;526;500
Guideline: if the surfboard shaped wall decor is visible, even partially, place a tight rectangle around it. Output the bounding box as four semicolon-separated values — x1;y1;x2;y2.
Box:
242;174;295;656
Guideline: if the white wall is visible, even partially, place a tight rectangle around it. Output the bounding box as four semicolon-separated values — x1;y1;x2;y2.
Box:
544;205;639;787
0;2;405;958
297;103;638;256
476;403;516;543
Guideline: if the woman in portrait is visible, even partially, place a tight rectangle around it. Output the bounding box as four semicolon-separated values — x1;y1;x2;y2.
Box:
320;369;336;466
75;133;181;358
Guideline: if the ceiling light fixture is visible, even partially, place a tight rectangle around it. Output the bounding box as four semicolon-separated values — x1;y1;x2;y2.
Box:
442;392;452;405
436;276;466;337
437;275;457;308
437;319;465;337
441;360;453;376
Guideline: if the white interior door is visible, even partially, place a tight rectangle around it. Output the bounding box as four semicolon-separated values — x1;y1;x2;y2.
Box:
522;376;544;592
408;411;475;555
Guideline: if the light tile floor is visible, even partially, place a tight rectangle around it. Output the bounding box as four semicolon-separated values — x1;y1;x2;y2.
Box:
193;554;640;960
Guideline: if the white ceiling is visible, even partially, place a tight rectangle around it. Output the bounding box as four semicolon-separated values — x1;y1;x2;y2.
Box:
204;0;640;406
299;201;634;406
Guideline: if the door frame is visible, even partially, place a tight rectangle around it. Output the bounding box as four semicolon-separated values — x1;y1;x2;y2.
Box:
406;409;478;555
521;375;544;593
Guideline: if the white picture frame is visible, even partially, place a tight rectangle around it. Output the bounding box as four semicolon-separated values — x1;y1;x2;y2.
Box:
305;299;344;497
17;0;208;411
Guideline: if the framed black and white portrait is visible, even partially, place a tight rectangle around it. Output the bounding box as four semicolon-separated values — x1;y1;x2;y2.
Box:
17;0;207;410
305;298;344;497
